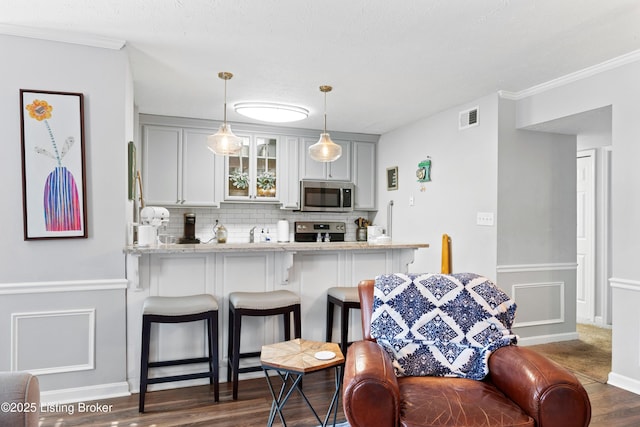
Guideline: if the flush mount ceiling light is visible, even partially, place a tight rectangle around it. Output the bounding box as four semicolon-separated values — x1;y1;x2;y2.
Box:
308;85;342;162
234;102;309;123
207;72;243;156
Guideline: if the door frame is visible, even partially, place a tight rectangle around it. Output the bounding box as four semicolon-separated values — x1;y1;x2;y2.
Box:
599;147;612;325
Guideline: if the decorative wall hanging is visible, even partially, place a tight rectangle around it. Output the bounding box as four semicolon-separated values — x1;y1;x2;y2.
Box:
416;158;431;182
416;157;432;192
128;141;137;201
20;89;87;240
387;166;398;190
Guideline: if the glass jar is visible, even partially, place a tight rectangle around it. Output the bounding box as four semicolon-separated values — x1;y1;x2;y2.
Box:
215;223;228;243
356;227;367;242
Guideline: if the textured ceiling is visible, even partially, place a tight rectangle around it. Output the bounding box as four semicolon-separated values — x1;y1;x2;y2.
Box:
2;0;640;134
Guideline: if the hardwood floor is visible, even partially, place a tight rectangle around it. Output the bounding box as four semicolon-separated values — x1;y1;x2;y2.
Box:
39;370;345;427
37;369;640;426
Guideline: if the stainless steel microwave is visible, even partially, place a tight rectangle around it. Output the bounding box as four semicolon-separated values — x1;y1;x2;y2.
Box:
299;180;354;212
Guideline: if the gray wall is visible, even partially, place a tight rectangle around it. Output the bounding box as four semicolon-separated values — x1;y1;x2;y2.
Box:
0;35;131;282
0;34;131;400
515;58;640;393
496;98;578;340
374;93;579;342
497;98;577;265
373;93;499;279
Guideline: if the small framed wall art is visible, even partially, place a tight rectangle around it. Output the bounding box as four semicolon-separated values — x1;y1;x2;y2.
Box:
387;166;398;191
20;89;88;240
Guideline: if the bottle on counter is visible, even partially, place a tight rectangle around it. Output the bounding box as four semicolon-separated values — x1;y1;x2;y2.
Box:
316;232;322;242
214;221;227;243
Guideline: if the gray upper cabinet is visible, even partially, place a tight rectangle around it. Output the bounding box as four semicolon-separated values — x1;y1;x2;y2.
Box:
353;141;376;210
279;136;300;209
140;115;378;211
142;125;221;207
299;138;351;181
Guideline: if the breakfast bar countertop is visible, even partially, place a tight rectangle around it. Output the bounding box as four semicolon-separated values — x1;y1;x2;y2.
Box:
124;241;429;255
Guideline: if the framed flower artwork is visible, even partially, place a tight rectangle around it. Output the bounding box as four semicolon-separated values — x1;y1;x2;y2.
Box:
20;89;88;240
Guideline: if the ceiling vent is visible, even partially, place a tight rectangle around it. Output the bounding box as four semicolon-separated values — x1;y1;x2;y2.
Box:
459;106;479;130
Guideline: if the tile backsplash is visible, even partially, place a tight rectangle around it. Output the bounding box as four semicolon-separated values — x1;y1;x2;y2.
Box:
157;203;376;243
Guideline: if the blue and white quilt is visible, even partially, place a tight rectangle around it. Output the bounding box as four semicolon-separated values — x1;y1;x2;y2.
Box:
370;273;517;380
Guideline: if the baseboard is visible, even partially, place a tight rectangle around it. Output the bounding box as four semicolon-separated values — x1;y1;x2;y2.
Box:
40;381;130;405
607;372;640;395
518;331;579;346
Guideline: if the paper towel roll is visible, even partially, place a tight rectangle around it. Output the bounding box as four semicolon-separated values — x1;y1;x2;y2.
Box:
367;226;383;243
277;220;290;242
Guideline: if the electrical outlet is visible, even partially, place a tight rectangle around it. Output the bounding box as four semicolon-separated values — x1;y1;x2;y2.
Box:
476;212;494;226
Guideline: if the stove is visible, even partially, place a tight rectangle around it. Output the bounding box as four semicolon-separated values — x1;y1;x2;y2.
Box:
294;221;346;243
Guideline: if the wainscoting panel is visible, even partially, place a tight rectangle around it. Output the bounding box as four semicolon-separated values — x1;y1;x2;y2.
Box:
497;263;577;344
0;279;128;403
512;281;564;327
12;309;95;374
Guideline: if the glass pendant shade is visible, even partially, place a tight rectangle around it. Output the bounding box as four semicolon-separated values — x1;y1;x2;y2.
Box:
207;123;243;155
309;84;342;162
208;71;242;156
309;133;342;162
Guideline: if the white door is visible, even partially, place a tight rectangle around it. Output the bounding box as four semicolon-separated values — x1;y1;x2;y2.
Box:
576;151;595;322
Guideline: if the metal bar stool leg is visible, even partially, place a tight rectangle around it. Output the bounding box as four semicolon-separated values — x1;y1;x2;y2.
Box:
208;312;219;401
231;308;242;400
139;315;151;413
340;303;350;356
326;298;335;343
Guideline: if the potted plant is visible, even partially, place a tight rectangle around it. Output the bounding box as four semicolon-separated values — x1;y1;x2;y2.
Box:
229;170;249;196
256;171;276;197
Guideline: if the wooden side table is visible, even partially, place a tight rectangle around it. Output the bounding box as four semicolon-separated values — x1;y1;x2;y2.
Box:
260;339;345;427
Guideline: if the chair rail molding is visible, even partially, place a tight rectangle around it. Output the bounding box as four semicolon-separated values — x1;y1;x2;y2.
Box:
496;262;577;273
609;277;640;291
0;279;127;295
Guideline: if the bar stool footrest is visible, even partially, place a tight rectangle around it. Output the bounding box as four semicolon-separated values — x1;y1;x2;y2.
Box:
238;351;261;359
237;365;263;374
148;357;211;368
147;371;215;385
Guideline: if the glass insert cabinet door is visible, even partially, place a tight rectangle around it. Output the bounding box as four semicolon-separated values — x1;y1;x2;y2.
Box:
226;135;278;200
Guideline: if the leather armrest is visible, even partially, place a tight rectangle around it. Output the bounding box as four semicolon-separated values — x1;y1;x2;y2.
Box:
488;346;591;427
357;280;375;341
343;340;399;427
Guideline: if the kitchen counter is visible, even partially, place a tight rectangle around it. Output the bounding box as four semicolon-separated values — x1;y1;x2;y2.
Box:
124;240;428;394
124;241;429;254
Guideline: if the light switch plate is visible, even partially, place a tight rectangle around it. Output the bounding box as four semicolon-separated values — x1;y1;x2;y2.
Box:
476;212;494;226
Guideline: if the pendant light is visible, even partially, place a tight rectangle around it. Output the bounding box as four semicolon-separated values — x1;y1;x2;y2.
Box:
308;85;342;162
207;72;243;156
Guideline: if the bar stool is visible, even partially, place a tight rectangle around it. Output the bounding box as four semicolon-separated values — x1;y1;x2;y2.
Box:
227;290;301;400
326;286;361;356
139;294;219;413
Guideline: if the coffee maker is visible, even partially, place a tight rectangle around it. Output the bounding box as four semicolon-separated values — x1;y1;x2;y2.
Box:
179;213;200;244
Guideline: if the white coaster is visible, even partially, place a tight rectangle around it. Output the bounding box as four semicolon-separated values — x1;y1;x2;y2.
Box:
314;350;336;360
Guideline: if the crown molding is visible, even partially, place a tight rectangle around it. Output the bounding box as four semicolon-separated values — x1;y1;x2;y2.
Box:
0;24;126;50
499;49;640;100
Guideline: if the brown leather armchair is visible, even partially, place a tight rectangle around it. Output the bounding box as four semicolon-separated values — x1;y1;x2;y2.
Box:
343;280;591;427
